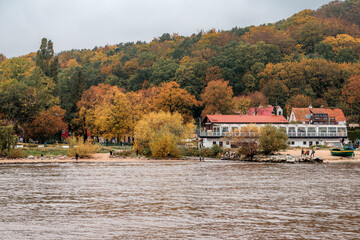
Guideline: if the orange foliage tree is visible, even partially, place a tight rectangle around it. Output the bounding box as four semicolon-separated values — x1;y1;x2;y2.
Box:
241;25;296;54
28;106;67;142
247;91;268;107
204;66;222;84
201;80;234;116
342;75;360;117
76;84;123;137
154;81;199;121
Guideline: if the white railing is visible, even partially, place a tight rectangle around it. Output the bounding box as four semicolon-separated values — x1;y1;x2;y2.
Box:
200;131;347;137
199;132;259;137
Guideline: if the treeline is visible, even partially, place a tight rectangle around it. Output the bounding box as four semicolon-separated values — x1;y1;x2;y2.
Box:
1;0;360;142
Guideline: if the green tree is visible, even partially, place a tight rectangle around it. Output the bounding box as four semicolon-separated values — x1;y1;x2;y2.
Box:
36;38;59;82
261;80;289;107
335;47;357;63
0;125;18;155
174;60;208;99
315;42;335;60
0;80;28;124
149;58;179;85
259;125;288;155
59;68;86;124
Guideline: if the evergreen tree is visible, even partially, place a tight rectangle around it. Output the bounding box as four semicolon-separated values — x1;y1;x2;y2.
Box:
68;69;86;123
36;38;59;83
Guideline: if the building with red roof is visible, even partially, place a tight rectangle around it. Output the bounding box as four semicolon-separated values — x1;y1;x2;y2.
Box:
289;105;346;125
199;105;348;148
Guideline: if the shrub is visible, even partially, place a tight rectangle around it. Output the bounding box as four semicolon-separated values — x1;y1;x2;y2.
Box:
183;147;200;157
24;143;38;148
113;150;133;158
67;136;100;158
4;148;25;159
209;145;223;158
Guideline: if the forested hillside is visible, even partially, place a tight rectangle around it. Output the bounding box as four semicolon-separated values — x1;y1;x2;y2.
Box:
1;0;360;141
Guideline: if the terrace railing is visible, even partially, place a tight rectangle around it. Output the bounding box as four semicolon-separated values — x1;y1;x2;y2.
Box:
200;131;347;138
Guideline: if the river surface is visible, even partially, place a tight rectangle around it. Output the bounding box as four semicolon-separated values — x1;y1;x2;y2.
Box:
0;161;359;239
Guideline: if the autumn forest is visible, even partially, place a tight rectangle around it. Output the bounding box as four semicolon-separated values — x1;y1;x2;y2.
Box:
1;0;360;144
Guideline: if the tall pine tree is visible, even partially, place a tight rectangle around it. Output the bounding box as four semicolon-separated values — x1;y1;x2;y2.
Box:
36;38;59;83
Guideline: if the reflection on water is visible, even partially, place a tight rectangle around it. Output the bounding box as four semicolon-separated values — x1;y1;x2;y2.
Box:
0;162;359;239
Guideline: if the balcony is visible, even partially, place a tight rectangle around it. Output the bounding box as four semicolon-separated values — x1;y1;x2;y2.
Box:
200;131;347;138
287;132;347;137
199;131;259;137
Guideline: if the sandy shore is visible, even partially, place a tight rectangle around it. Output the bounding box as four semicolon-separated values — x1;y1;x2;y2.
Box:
278;149;360;163
1;150;359;164
0;153;201;165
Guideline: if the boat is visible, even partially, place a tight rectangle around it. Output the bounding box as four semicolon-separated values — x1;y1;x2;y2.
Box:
330;146;355;157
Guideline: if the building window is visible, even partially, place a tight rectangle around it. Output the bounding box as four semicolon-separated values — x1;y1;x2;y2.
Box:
288;127;295;133
213;141;217;146
226;141;230;145
219;141;223;147
316;141;319;145
291;141;295;145
309;141;313;146
222;127;229;133
303;141;307;145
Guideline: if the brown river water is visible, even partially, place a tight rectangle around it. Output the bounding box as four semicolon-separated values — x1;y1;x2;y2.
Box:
0;161;359;239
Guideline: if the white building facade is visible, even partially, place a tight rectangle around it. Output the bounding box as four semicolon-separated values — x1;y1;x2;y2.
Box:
200;107;347;148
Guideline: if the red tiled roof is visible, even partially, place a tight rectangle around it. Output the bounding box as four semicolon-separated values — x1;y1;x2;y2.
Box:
310;108;328;114
292;108;311;122
292;108;346;122
247;106;274;116
326;108;346;121
203;115;288;124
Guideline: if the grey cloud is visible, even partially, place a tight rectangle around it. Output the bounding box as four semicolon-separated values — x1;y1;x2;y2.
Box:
0;0;331;58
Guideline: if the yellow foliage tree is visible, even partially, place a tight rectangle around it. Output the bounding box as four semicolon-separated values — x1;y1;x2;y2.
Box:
93;91;132;139
233;96;251;115
149;130;180;159
134;111;195;158
323;34;360;54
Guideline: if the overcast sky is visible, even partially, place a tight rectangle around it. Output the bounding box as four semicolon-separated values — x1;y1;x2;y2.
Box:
0;0;331;58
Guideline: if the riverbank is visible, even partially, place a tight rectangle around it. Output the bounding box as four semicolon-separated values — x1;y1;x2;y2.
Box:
0;153;200;164
1;149;359;164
